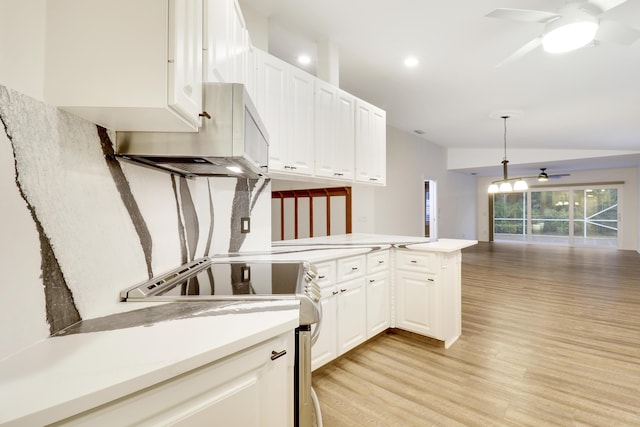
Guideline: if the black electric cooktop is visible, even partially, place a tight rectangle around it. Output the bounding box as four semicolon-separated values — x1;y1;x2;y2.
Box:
121;259;307;300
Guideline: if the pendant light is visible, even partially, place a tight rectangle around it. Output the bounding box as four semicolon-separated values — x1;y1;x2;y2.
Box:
488;116;528;193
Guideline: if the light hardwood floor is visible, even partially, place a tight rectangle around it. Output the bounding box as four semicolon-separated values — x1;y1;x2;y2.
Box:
312;243;640;426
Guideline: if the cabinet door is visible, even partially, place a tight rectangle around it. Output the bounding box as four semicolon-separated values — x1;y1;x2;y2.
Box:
366;271;390;338
204;0;230;82
229;0;249;84
256;52;288;172
314;83;355;180
395;271;438;337
355;100;372;182
314;80;337;178
287;67;315;175
337;278;367;355
312;292;338;371
333;90;356;179
168;0;203;126
355;100;386;185
370;106;386;184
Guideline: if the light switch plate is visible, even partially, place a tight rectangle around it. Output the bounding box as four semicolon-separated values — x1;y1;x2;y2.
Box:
241;217;250;233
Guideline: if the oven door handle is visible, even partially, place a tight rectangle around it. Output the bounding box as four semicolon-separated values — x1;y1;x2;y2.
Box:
310;301;322;346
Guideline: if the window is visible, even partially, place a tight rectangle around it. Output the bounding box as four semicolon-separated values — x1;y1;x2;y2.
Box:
573;188;618;247
493;192;526;241
493;186;619;248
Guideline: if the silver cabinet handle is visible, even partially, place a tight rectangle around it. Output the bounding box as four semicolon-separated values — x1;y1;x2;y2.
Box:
271;350;287;361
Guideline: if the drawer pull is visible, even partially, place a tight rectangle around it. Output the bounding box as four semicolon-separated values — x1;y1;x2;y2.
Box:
427;278;435;282
410;260;418;264
318;275;326;279
351;267;359;271
332;291;339;295
369;279;375;283
340;288;347;293
378;260;384;264
271;350;287;361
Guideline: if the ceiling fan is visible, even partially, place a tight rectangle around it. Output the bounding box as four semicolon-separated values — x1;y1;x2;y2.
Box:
486;0;640;67
525;168;571;182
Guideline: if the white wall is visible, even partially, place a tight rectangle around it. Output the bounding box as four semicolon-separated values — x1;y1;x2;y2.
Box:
476;167;639;250
0;0;46;100
0;0;274;357
373;127;477;239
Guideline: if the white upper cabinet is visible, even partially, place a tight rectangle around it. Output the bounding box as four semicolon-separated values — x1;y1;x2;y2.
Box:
255;50;314;176
204;0;251;89
355;99;387;185
169;0;204;122
315;80;355;181
44;0;203;132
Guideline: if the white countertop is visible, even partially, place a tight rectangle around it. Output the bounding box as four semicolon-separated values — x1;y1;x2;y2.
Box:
0;300;299;426
273;234;478;254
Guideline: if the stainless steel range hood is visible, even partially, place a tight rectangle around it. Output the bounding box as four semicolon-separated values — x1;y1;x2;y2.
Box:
116;83;269;178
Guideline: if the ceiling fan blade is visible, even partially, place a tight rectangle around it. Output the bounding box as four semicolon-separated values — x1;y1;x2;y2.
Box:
496;37;542;67
585;0;628;14
485;8;558;23
549;173;571;178
596;19;640;45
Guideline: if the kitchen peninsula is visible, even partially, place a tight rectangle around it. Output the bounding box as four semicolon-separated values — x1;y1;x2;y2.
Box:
0;235;475;425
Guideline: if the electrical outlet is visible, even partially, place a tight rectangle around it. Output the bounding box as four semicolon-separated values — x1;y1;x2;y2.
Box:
241;217;250;233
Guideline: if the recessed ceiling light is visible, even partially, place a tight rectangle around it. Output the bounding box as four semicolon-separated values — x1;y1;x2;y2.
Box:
404;57;419;67
298;55;311;65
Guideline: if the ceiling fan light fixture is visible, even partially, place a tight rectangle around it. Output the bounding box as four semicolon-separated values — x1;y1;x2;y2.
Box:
542;12;598;53
538;168;550;181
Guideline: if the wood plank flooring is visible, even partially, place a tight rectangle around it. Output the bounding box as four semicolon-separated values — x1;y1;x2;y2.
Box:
312;243;640;426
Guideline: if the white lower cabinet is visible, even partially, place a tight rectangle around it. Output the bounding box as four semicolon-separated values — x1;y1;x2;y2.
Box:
336;277;367;355
366;250;390;338
311;247;462;369
366;271;390;338
311;256;367;371
395;270;437;336
311;261;338;371
394;249;462;348
53;332;294;426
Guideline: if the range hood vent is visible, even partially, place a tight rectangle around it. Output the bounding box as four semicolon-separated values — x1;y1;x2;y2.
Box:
116;83;269;179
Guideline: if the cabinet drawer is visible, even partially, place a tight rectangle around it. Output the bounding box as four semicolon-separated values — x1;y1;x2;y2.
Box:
314;261;336;289
396;250;438;274
337;255;366;282
367;250;389;274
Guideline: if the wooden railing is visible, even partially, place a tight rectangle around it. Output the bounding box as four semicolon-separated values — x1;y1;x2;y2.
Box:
272;186;352;241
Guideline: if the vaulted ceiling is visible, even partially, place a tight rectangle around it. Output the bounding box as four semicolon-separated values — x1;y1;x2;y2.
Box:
239;0;640;177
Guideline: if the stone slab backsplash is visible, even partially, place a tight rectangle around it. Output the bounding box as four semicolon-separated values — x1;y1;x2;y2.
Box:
0;85;271;358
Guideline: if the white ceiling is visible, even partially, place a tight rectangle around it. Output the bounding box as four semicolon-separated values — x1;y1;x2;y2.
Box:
239;0;640;177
